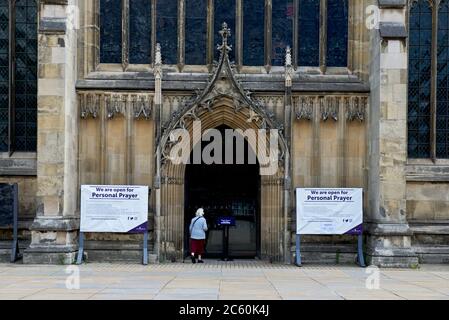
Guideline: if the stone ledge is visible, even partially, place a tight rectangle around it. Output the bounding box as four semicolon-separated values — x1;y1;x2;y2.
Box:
379;22;407;39
30;217;80;232
0;156;37;176
25;244;78;253
365;222;413;236
406;164;449;182
39;17;66;35
23;250;76;265
77;79;369;93
378;0;406;8
410;223;449;235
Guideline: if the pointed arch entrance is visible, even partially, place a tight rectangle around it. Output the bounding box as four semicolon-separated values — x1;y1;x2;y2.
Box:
158;101;286;262
155;23;289;262
184;124;261;258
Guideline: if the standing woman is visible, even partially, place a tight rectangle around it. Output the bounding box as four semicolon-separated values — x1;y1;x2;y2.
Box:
189;208;208;264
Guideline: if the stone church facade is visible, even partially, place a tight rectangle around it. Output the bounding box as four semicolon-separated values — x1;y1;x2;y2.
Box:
0;0;448;267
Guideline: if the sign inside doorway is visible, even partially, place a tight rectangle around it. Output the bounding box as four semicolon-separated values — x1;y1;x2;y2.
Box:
296;188;363;235
80;185;149;233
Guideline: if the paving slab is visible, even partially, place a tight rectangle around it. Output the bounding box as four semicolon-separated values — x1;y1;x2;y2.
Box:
0;262;449;300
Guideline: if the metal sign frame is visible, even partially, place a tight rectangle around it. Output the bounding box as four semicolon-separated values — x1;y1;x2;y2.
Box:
295;188;366;268
76;187;151;266
11;183;19;262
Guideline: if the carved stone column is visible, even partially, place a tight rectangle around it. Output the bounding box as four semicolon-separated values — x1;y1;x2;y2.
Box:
24;0;79;264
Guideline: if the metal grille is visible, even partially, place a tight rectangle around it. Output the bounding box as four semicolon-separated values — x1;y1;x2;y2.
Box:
408;1;432;158
156;0;178;65
326;0;349;67
298;0;320;67
243;0;265;66
185;0;207;65
272;0;293;66
129;0;151;64
437;0;449;158
14;0;36;152
0;0;8;152
100;0;122;63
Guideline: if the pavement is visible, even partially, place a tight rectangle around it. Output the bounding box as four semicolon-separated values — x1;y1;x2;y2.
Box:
0;260;449;300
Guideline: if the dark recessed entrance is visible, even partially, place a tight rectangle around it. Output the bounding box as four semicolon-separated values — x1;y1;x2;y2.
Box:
184;125;261;259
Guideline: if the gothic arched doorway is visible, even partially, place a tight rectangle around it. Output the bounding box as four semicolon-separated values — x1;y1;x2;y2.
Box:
184;125;261;259
156;23;289;263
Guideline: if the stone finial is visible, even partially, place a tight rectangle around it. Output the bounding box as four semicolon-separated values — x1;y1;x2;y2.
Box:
154;43;163;106
285;46;293;87
285;46;292;67
155;43;162;66
217;22;232;54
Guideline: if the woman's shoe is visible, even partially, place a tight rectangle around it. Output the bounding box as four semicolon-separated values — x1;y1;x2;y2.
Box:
198;260;204;264
191;256;196;264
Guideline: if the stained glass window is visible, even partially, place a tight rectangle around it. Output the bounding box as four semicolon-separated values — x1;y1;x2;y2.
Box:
214;0;236;61
298;0;319;66
156;0;178;65
437;1;449;158
14;0;36;152
326;0;348;67
129;0;151;64
243;0;264;66
272;0;293;66
100;0;122;64
408;1;432;158
0;0;8;152
185;0;207;65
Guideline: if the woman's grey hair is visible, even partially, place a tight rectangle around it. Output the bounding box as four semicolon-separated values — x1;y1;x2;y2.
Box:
196;208;205;217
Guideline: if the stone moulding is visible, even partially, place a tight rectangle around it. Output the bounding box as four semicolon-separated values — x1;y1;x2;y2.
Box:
80;93;100;119
346;96;367;122
293;95;368;122
78;92;154;120
294;96;314;120
132;95;153;120
105;94;128;119
321;96;339;122
158;22;288;164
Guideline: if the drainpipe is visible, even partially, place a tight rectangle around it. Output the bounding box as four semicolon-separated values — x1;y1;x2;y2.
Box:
154;44;162;262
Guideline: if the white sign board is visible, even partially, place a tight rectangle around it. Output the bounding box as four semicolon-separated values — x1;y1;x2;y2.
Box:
80;185;149;233
296;188;363;235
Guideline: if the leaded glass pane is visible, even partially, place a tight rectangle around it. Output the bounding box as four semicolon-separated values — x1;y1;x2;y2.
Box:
272;0;293;66
408;1;432;158
326;0;348;67
243;0;264;66
185;0;207;65
214;0;236;61
298;0;319;66
0;0;8;152
437;0;449;158
100;0;122;64
14;0;36;152
156;0;178;65
129;0;151;64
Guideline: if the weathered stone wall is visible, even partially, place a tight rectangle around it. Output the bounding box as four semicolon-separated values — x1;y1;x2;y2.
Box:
291;95;368;263
77;92;155;255
23;0;80;265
